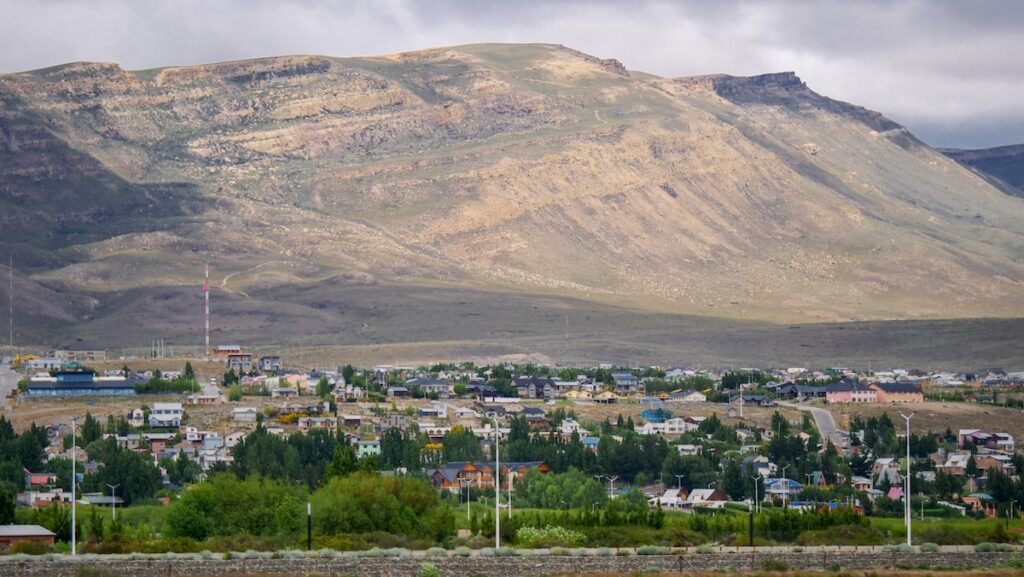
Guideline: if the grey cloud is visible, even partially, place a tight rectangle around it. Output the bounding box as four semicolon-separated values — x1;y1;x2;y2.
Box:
0;0;1021;148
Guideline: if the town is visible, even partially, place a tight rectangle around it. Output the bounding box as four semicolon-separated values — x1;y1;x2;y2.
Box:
1;342;1024;560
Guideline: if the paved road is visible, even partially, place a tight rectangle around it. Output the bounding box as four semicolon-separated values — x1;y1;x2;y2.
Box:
779;401;842;445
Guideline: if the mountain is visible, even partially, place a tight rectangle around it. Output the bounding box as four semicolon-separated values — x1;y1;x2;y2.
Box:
941;144;1024;198
2;43;1023;364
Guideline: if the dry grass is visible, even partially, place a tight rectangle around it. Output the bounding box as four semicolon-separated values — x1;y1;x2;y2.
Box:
832;401;1024;440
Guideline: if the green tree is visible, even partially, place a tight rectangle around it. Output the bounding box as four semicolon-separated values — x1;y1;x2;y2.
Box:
0;488;14;524
83;448;161;505
316;376;332;399
228;383;243;402
183;362;195;382
81;412;103;445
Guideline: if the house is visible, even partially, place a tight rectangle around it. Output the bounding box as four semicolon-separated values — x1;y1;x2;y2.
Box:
233;407;259;423
959;429;1015;452
54;342;107;363
686;488;728;508
765;478;804;499
611;373;640;395
270;387;298;399
559;418;589;437
676;444;702;456
259;356;281;372
297;416;337;431
340;414;363;428
128;408;145;428
23;469;56;488
635;417;689;437
387;386;409;398
870;382;923;403
227;353;254;373
593;391;619;404
453;407;480;420
357;440;381;458
826;379;877;403
191;385;223;405
852;476;872;492
776;384;827;400
669;390;707;403
426;461;550;491
513;377;555;400
0;525;56;548
730;394;775;407
212;345;243;357
649;488;689;510
640;407;673;423
149;403;183;428
406;377;453;398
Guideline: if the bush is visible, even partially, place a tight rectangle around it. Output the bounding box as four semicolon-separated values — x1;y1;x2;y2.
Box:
419;563;440;577
920;542;940;552
916;525;983;545
696;544;714;554
453;546;471;557
637;545;669;555
763;558;789;571
597;548;613;556
493;547;517;557
885;543;914;553
319;548;338;558
426;547;447;558
11;541;50;555
549;547;567;556
977;542;1017;552
515;525;586;547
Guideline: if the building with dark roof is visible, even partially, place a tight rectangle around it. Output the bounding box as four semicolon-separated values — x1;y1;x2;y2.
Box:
27;371;135;397
870;382;923;403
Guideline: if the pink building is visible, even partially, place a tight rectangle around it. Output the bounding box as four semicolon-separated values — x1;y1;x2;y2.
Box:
825;379;876;403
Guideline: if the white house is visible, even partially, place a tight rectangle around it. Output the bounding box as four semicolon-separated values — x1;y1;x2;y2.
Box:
149;403;183;428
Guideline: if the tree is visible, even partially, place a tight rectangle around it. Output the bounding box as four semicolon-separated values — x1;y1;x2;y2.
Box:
342;364;356;383
183;362;195;382
0;488;14;524
228;383;243;402
326;444;358;478
81;412;103;445
316;377;332;399
83;448;161;505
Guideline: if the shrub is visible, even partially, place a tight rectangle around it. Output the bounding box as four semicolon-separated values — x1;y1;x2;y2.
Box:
920;542;940;552
549;547;567;556
426;547;447;558
885;543;914;554
762;558;789;571
419;563;440;577
516;549;533;557
478;548;496;557
597;548;613;557
319;548;338;559
282;549;305;559
11;541;50;555
696;544;714;554
493;548;517;557
454;547;472;557
796;524;885;546
569;548;588;556
515;525;586;548
637;545;669;555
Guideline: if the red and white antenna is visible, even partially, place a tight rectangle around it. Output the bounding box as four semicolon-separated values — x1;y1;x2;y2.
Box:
204;262;210;357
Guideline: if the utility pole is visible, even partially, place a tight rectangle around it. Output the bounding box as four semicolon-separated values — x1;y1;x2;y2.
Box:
607;475;619;500
900;412;914;546
675;474;685;490
780;465;790;508
107;484;120;521
71;418;76;556
204;263;210;358
507;471;514;519
306;502;312;550
494;429;500;549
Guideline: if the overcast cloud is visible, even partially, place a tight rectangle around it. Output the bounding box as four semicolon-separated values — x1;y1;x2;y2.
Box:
1;0;1021;148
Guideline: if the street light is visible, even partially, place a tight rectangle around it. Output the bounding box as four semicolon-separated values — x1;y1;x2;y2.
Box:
71;418;76;557
675;474;685;490
750;475;760;513
106;484;120;521
607;475;619;499
899;412;914;546
1008;499;1018;529
779;465;790;508
707;481;717;489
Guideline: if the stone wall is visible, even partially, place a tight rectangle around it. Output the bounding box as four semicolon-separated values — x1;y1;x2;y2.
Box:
0;551;1017;577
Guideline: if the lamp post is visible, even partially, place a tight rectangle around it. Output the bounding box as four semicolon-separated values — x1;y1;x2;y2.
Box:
751;476;760;513
780;465;790;508
899;412;914;546
1008;499;1017;529
675;474;685;490
306;502;312;550
459;478;472;521
106;484;120;521
508;471;515;519
607;475;619;500
494;429;500;549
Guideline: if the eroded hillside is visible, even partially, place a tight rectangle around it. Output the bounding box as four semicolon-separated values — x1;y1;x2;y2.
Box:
2;43;1023;352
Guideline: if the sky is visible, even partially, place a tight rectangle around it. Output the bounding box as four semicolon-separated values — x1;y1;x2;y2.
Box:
1;0;1021;149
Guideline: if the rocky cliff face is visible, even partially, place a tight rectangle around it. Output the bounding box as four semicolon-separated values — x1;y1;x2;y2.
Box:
2;43;1023;349
943;144;1024;198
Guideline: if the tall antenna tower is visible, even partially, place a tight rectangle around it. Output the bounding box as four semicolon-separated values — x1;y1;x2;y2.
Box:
8;255;13;353
203;262;210;358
